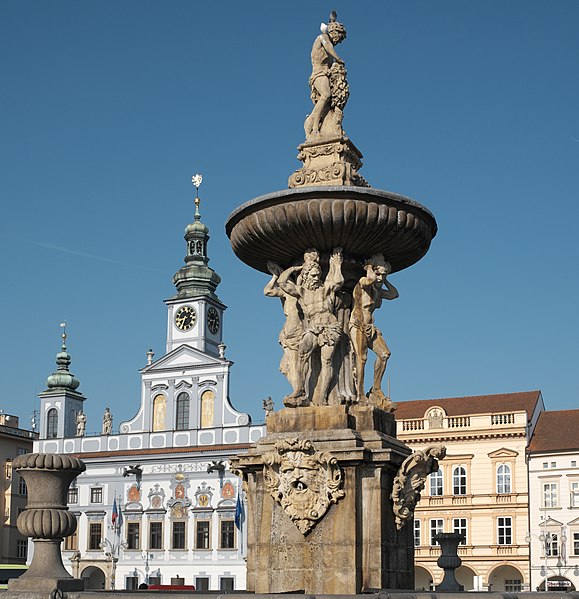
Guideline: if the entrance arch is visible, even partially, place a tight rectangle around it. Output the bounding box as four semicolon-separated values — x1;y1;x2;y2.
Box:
487;564;525;592
81;566;106;590
415;565;434;591
456;565;477;591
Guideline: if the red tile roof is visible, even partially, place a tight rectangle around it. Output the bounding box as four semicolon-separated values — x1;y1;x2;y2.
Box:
528;409;579;452
395;390;542;420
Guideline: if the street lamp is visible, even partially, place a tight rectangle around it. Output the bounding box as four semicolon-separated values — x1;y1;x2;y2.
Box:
142;551;153;584
525;530;551;592
100;536;127;590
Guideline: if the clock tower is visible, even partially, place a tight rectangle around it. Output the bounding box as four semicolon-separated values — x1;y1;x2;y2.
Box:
165;175;225;356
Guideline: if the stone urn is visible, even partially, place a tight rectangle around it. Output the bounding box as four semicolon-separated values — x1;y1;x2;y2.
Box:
434;532;465;592
9;453;86;592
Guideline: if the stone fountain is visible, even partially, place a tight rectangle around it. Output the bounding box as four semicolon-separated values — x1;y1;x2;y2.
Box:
227;12;444;595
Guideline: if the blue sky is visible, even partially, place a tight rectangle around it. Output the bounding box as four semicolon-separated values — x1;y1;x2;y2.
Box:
1;1;578;433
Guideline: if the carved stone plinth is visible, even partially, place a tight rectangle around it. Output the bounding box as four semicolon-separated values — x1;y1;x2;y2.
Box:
9;453;86;593
231;405;414;594
289;137;369;188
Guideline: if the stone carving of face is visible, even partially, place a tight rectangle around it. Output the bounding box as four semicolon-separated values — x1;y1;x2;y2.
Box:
279;452;325;516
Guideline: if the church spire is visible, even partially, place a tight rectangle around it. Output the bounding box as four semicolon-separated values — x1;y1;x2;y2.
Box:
171;174;222;301
45;322;81;392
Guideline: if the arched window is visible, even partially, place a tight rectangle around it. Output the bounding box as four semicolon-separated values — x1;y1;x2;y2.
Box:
47;408;58;439
175;393;190;431
152;394;166;432
429;469;444;496
497;464;511;494
452;466;467;495
200;389;215;429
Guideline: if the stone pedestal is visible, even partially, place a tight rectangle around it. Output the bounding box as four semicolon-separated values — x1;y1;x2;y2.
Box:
231;405;414;594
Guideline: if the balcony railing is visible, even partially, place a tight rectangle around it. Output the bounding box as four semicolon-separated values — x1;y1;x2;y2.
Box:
491;413;515;425
447;416;470;428
402;419;425;431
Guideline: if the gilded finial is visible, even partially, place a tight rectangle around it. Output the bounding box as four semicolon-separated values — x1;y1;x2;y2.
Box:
192;173;203;219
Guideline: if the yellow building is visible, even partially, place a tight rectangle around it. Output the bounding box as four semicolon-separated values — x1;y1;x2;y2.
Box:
396;390;544;592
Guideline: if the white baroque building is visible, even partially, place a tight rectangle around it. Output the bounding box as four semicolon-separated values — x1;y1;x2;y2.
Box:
34;189;265;590
527;409;579;592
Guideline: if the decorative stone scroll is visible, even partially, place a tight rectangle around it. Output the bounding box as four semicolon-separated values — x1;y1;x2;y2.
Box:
263;437;344;534
391;444;446;530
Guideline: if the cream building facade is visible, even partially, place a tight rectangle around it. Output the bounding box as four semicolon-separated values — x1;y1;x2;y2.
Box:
396;390;544;592
0;414;35;569
527;409;579;592
33;189;265;590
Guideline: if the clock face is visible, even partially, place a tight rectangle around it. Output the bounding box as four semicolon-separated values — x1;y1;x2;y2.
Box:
207;307;220;334
175;305;196;331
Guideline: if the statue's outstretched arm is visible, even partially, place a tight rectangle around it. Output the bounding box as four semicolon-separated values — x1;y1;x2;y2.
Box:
381;278;399;301
278;265;302;298
326;247;344;293
320;33;343;64
264;261;284;298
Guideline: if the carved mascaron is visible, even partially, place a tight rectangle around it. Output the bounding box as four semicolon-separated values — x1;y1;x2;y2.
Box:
263;437;345;534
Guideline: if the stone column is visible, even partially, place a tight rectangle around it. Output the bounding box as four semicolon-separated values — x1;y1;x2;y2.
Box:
9;453;86;593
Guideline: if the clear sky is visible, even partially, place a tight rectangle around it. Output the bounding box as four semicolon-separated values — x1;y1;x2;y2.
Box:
1;1;578;433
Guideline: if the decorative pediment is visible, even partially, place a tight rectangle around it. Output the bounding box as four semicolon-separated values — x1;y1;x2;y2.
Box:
141;344;224;372
542;516;564;527
488;448;519;459
567;516;579;526
175;380;193;390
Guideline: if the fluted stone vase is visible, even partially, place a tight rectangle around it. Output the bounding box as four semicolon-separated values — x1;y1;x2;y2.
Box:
9;453;86;593
434;532;465;592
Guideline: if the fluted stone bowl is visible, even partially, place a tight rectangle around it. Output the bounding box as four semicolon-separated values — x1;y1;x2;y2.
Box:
226;186;437;274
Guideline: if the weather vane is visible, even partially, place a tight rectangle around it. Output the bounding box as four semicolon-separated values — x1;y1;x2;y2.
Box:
192;173;203;217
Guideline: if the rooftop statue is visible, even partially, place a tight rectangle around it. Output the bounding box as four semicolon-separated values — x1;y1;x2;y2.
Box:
305;11;349;141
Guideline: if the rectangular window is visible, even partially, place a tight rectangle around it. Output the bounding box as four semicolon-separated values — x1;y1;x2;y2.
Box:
414;520;421;547
551;462;557;468
125;576;139;590
505;580;522;592
543;483;558;508
570;482;579;508
543;463;549;469
149;522;163;550
546;533;559;557
148;576;161;586
127;522;140;550
452;466;467;495
220;520;235;549
5;461;12;480
65;521;78;551
67;486;78;504
497;517;512;545
453;518;467;544
220;577;234;591
572;461;577;468
90;487;103;504
18;475;27;496
16;540;28;559
196;520;210;549
89;522;102;550
196;577;210;591
430;518;444;545
172;521;186;549
429;470;443;496
573;532;579;556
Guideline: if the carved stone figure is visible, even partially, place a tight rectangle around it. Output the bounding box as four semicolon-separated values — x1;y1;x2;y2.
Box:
262;396;275;415
428;408;444;429
391;445;446;530
102;407;113;435
76;411;86;437
277;248;344;406
349;254;399;410
264;262;304;404
305;11;348;140
264;437;344;534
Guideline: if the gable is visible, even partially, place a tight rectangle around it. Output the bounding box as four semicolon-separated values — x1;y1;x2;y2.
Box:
488;448;519;459
141;344;223;372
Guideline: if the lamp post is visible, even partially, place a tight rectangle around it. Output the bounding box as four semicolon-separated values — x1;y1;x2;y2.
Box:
100;536;127;590
525;530;551;592
142;551;153;584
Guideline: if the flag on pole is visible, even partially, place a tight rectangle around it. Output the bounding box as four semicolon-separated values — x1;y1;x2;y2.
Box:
234;490;244;531
112;497;118;528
